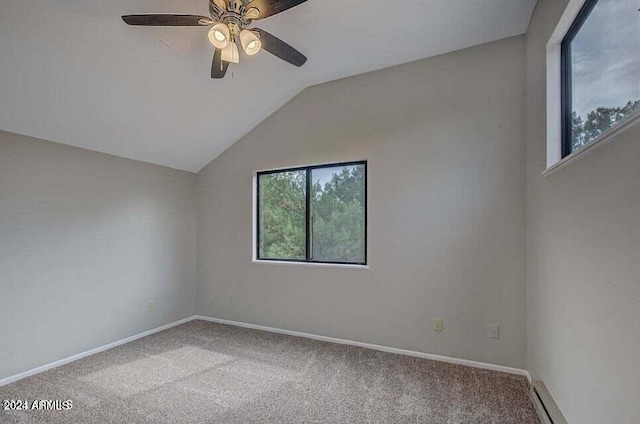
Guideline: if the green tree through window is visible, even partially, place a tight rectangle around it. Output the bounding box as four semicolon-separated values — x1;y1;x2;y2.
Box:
311;165;366;264
258;171;306;260
571;101;640;152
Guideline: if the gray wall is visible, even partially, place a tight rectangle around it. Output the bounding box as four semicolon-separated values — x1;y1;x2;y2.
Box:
0;130;197;380
197;36;528;368
526;1;640;423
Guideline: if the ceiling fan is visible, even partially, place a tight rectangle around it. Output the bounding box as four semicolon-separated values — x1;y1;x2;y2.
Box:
122;0;309;79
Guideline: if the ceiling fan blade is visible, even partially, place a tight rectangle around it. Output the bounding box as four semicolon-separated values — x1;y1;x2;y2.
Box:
253;28;307;67
122;15;213;26
211;49;230;79
246;0;308;20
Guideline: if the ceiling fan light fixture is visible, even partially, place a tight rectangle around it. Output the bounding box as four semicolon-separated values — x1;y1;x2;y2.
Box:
240;30;262;56
208;23;230;49
221;40;240;63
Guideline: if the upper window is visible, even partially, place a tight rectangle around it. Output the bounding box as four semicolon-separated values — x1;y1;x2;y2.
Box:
561;0;640;157
257;161;367;266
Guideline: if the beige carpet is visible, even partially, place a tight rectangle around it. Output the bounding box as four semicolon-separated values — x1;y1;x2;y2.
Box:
0;320;539;423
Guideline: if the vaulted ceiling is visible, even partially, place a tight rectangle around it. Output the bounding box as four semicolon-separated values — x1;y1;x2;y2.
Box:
0;0;537;171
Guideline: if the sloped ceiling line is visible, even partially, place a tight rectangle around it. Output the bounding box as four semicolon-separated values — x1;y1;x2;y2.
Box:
0;0;537;172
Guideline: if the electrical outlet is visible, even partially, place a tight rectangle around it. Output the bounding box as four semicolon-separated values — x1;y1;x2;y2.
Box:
488;324;499;339
147;301;154;312
433;319;443;332
228;295;235;304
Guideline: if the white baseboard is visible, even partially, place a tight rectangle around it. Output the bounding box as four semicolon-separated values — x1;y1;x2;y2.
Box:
0;316;196;387
1;314;531;387
194;315;531;381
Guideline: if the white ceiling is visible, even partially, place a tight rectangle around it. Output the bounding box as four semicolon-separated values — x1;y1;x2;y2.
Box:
0;0;537;172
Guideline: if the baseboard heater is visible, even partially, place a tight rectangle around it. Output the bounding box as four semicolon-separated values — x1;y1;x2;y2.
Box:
530;380;568;424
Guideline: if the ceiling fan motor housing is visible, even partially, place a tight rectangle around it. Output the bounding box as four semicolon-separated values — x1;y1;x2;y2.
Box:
210;0;254;30
227;1;246;14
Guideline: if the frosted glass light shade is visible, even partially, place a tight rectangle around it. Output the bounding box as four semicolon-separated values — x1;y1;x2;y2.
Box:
208;23;230;49
221;41;240;63
240;30;262;56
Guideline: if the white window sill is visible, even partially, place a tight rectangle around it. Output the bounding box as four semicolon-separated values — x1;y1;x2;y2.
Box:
543;110;640;177
252;260;369;270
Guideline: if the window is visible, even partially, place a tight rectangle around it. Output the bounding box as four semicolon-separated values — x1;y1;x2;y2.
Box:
257;161;367;265
561;0;640;157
